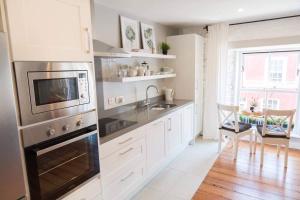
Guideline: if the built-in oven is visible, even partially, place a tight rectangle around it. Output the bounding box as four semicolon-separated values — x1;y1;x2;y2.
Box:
14;62;96;125
22;111;100;200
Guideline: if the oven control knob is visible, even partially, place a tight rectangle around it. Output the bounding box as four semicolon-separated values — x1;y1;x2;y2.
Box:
62;125;70;131
76;120;82;127
47;128;56;137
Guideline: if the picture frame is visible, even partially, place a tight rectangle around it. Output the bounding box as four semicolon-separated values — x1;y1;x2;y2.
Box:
120;16;139;51
140;22;156;52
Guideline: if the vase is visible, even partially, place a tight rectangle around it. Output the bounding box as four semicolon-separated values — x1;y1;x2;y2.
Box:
250;106;255;113
162;49;168;55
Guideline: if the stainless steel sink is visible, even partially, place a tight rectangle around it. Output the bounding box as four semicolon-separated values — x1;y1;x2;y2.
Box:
150;103;177;111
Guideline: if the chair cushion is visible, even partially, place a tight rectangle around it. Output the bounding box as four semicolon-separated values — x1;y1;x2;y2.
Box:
256;125;289;138
220;122;252;133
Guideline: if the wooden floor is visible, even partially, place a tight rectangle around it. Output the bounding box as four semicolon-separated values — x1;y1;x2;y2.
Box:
193;141;300;200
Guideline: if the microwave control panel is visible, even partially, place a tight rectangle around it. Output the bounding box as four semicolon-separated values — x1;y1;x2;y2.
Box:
78;72;90;104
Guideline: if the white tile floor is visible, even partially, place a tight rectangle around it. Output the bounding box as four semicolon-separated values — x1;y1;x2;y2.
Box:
132;138;220;200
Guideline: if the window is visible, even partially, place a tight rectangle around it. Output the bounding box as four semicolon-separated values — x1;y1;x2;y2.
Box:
268;58;284;82
239;97;247;110
236;49;300;137
240;51;299;112
266;99;280;109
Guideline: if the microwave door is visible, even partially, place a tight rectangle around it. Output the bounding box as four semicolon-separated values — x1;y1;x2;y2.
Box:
28;71;81;114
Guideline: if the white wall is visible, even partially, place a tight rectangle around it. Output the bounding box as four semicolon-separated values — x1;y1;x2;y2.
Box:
92;3;178;49
228;17;300;48
98;57;169;110
178;26;207;37
92;3;178;109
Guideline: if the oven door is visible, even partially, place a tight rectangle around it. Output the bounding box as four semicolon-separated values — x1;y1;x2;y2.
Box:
24;125;100;200
28;70;89;114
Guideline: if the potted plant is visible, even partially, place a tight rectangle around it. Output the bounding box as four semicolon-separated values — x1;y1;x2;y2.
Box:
249;97;258;113
160;42;170;55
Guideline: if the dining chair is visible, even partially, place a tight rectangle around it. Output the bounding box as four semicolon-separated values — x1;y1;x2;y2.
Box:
217;103;253;159
254;109;296;168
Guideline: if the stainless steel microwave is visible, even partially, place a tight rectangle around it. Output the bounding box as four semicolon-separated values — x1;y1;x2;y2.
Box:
14;62;96;125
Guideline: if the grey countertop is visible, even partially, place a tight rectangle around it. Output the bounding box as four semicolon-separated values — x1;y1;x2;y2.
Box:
99;99;193;144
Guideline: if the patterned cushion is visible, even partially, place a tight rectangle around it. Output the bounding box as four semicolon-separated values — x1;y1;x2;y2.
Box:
220;122;252;133
256;125;289;138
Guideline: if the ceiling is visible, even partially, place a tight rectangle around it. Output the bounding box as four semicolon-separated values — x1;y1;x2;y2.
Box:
94;0;300;27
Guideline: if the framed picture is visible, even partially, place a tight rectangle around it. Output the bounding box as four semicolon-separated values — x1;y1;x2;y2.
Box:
141;23;156;52
120;16;139;51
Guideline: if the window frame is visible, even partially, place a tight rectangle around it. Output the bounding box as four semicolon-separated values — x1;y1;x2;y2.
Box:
239;50;299;110
266;98;280;109
236;49;300;138
265;55;288;84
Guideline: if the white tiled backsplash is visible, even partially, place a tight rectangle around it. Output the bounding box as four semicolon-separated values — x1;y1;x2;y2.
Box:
99;58;168;110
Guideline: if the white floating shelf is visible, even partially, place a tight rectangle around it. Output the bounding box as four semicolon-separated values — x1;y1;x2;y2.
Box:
94;51;176;59
104;74;176;82
129;52;176;59
93;51;131;58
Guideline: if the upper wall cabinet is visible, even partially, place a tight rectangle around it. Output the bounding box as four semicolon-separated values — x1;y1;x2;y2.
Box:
4;0;93;61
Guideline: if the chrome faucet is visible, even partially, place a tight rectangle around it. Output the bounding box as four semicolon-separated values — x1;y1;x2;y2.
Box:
145;85;159;107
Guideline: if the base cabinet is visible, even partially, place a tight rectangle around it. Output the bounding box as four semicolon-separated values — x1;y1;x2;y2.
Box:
61;176;102;200
100;126;146;200
102;162;145;200
182;104;194;145
146;119;166;174
100;103;194;200
165;110;182;155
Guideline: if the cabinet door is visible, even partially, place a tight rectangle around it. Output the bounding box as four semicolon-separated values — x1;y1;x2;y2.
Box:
146;120;165;173
182;105;194;145
166;111;182;155
5;0;93;61
61;176;102;200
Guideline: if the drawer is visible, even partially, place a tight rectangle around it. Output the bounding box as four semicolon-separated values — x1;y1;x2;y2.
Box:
61;175;102;200
91;193;103;200
102;162;145;200
100;126;146;158
101;138;146;176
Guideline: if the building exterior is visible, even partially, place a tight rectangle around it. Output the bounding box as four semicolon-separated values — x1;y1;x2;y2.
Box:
240;51;300;111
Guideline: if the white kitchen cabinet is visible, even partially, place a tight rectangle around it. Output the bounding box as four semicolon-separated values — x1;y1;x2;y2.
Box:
100;129;146;200
182;104;194;145
101;138;146;177
0;0;7;32
100;104;194;200
165;110;182;155
4;0;93;61
100;126;145;159
61;175;102;200
102;161;145;200
146;119;166;173
166;34;204;136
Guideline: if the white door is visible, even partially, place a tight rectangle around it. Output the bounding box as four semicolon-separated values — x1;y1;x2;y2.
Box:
182;105;194;145
5;0;93;61
166;111;182;155
146;120;166;173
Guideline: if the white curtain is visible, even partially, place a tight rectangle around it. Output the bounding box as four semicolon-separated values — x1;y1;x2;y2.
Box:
292;77;300;138
203;23;229;139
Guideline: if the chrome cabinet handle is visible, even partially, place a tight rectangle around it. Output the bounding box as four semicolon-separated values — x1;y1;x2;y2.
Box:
119;147;134;156
120;171;134;182
118;137;133;145
168;118;172;131
84;28;91;53
0;2;7;33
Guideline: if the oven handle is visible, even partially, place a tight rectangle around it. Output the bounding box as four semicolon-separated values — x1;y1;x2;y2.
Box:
36;130;97;156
